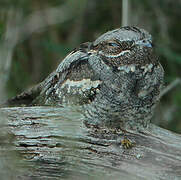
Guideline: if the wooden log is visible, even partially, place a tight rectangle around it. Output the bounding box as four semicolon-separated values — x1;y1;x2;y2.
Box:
1;106;181;179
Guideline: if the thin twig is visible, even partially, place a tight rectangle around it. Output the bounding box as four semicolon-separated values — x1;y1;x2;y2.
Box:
160;78;181;98
122;0;129;26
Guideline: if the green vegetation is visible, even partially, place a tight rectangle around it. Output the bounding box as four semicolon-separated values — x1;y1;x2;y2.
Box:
0;0;181;133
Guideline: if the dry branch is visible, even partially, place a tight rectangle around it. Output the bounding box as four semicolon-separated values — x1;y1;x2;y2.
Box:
1;106;181;179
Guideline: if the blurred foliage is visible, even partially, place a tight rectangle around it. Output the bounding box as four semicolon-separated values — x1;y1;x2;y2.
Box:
0;0;181;133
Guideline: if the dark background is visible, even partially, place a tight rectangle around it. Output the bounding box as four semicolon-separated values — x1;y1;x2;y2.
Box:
0;0;181;133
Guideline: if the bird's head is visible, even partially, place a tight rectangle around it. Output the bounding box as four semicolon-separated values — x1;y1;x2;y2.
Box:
88;26;156;69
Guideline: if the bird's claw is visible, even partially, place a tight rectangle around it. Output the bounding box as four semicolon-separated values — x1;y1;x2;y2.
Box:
121;138;134;149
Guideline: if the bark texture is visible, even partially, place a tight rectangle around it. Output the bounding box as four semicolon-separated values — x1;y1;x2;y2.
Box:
1;106;181;179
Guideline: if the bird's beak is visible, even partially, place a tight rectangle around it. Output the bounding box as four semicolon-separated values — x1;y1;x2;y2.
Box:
135;39;152;48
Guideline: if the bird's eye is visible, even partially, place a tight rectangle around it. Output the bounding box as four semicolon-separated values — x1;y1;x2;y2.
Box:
108;42;119;47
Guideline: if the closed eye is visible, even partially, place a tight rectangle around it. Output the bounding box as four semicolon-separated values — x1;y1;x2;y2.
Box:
108;42;120;47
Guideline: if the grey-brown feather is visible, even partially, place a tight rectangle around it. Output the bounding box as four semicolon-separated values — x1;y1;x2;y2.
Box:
35;26;164;131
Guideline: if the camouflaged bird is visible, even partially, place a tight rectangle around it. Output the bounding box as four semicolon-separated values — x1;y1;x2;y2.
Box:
6;26;164;131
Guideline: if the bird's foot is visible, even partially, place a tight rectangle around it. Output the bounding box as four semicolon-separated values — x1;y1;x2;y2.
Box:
121;137;134;149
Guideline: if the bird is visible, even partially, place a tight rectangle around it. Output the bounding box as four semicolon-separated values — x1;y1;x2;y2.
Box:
5;26;164;132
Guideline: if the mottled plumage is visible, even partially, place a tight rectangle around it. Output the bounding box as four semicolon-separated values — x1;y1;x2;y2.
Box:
34;26;164;131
